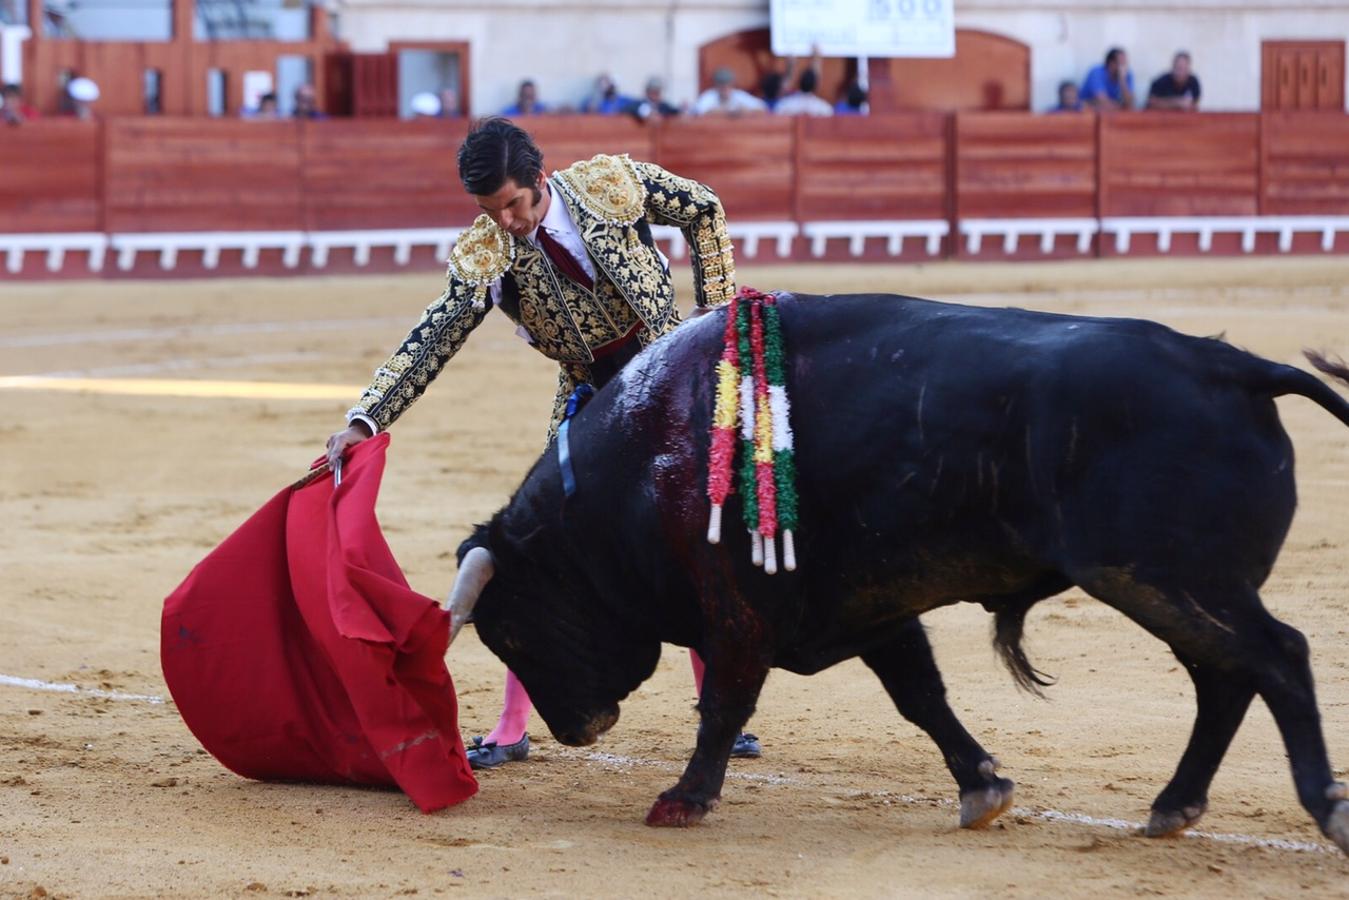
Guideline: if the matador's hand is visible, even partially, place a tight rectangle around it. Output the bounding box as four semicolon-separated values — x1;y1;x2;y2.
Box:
325;422;372;470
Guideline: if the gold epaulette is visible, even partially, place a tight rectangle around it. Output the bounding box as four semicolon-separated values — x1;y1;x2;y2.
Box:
553;154;648;227
447;214;514;309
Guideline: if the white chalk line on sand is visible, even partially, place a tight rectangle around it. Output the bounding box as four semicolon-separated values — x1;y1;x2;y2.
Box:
0;673;165;705
557;748;1337;856
0;315;411;350
24;351;322;380
1;673;1333;855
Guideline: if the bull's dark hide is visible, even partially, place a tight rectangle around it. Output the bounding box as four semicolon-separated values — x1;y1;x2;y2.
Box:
456;292;1349;853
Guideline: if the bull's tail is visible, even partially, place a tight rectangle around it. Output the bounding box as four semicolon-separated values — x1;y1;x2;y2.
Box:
1245;350;1349;428
992;597;1056;698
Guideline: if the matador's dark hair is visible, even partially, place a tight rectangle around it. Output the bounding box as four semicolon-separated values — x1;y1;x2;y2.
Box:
457;116;544;197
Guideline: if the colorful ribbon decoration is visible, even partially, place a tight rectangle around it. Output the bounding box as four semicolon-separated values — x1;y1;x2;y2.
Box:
706;288;798;573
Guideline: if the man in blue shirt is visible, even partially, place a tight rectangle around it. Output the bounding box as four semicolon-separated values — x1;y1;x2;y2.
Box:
580;74;633;115
1080;47;1135;110
502;79;548;116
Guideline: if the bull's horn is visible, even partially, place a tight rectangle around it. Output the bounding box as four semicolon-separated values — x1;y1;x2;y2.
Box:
447;546;495;645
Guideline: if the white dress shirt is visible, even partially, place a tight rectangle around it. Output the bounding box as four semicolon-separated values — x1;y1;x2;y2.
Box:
489;182;596;310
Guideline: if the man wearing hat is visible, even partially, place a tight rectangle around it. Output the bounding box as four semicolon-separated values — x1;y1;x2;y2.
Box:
65;77;100;120
632;77;681;121
325;117;760;769
693;68;768;116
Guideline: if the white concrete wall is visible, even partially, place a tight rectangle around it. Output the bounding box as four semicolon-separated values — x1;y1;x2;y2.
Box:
959;0;1349;112
336;0;767;114
334;0;1349;114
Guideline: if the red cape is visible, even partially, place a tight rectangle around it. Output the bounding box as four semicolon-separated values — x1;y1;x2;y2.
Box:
161;434;477;812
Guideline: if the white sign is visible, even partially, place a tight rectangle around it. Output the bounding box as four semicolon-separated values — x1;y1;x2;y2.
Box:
771;0;955;59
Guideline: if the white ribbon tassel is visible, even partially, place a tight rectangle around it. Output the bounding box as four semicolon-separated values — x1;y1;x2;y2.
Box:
707;504;723;544
782;530;796;572
750;531;764;567
763;536;778;575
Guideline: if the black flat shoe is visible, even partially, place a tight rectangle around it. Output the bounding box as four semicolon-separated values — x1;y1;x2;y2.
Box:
466;733;530;770
731;732;761;759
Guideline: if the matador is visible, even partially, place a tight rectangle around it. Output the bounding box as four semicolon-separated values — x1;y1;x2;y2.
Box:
325;117;762;769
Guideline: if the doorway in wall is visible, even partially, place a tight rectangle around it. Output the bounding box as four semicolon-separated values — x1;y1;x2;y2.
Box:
1261;41;1345;111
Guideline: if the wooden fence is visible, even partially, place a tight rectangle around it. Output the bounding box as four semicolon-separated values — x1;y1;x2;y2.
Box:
4;112;1349;272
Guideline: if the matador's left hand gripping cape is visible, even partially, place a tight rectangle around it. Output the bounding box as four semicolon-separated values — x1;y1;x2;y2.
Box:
347;154;737;437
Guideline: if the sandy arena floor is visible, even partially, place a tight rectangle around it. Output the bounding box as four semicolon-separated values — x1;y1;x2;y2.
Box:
2;258;1349;898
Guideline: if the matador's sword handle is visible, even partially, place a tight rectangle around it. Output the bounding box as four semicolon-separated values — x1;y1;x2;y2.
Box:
290;459;341;491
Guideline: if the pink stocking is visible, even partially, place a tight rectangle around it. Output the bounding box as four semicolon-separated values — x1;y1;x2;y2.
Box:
689;649;706;698
485;669;532;745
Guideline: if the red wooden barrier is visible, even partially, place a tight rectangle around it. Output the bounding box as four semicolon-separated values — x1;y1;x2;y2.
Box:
1099;113;1260;217
521;115;656;174
0;120;102;232
655;117;795;221
104;118;304;232
955;112;1097;219
7;112;1349;271
1260;112;1349;214
797;113;948;221
300;119;473;230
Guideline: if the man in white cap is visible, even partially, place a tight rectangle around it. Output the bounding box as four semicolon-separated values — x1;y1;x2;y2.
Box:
410;92;442;118
66;77;99;120
693;68;766;117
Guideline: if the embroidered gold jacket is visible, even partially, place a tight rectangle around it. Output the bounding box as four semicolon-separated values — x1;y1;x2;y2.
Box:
348;154;736;439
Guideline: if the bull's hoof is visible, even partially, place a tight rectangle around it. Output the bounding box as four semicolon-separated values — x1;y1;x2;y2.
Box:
959;777;1015;829
1325;798;1349;855
1145;803;1206;838
645;794;718;827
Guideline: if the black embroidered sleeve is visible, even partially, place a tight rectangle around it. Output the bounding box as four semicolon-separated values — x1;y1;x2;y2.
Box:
634;161;737;308
347;280;490;431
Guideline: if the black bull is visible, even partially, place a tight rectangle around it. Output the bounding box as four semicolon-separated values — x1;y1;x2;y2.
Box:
448;292;1349;851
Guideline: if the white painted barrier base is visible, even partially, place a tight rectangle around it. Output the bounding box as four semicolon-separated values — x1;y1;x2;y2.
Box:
960;218;1099;255
308;227;464;268
0;233;107;274
803;220;949;257
109;232;306;271
5;216;1349;277
1101;216;1349;253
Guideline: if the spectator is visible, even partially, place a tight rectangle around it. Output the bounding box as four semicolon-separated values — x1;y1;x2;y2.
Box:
774;69;833;116
759;68;789;110
293;83;325;119
630;76;681;121
65;77;99;120
502;79;547;116
410;92;441;118
1147;51;1202;111
834;80;869;115
242;92;280;119
693;67;767;117
580;73;630;115
1050;80;1082;113
1080;47;1135;111
438;87;462;118
1;83;38;124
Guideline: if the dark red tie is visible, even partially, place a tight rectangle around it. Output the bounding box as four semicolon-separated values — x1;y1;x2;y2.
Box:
536;227;594;291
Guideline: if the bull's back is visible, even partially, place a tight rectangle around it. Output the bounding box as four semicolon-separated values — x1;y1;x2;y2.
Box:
766;295;1290;663
581;293;1296;660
